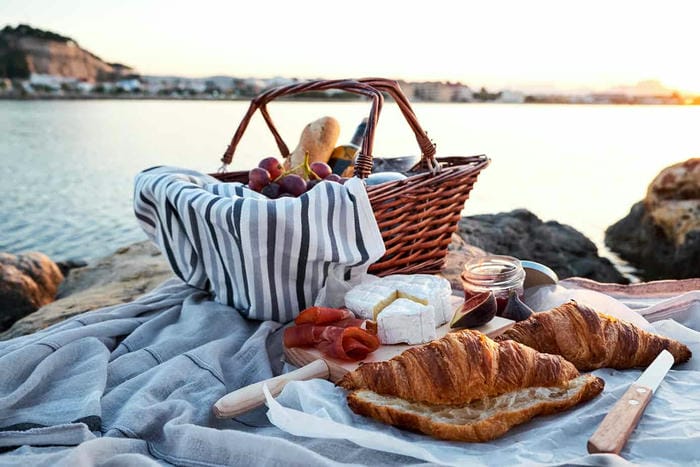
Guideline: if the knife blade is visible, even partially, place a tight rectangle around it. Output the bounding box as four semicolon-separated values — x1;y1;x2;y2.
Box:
587;350;674;455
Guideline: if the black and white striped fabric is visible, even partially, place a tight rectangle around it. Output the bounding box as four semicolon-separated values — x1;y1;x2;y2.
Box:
134;166;385;323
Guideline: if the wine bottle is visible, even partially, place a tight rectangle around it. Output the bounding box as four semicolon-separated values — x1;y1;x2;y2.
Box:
327;118;368;176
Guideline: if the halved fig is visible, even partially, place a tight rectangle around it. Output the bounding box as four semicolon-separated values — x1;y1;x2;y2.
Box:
450;291;498;329
501;290;534;322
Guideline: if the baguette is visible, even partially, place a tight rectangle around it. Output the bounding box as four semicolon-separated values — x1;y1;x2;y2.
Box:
286;116;340;170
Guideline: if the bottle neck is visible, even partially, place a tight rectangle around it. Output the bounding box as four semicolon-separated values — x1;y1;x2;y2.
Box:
350;118;368;146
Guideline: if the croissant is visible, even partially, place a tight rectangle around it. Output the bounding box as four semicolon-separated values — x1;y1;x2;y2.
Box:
340;330;604;442
495;300;692;371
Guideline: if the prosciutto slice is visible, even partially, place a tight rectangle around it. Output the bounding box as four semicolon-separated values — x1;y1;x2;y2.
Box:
316;326;380;361
294;306;355;325
284;307;379;361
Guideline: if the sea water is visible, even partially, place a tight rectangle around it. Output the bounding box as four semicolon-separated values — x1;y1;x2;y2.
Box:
1;99;699;273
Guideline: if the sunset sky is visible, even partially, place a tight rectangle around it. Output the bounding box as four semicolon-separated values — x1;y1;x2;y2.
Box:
2;0;699;94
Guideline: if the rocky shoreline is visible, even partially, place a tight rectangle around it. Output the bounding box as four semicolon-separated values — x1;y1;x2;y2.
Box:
1;157;698;339
605;158;700;281
0;241;172;340
0;208;630;340
456;209;627;284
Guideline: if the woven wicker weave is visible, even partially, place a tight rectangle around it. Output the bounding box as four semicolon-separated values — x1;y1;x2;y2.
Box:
212;78;490;276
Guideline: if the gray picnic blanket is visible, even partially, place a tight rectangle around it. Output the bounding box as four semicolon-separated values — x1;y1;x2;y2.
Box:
0;278;424;466
0;277;698;466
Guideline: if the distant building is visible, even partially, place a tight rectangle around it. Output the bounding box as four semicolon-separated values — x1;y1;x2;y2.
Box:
116;78;141;92
450;83;473;102
74;80;94;93
590;93;631;104
413;81;454;102
496;90;525;103
108;63;136;80
266;76;297;88
29;73;65;90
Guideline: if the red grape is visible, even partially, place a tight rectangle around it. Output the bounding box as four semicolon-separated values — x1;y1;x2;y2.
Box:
258;157;284;180
310;161;332;180
306;179;320;191
261;182;281;199
324;173;342;183
248;167;271;192
279;174;307;197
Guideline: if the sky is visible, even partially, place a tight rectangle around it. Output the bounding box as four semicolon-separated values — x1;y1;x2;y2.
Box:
2;0;700;94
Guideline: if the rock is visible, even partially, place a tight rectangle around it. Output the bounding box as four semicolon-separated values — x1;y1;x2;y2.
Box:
645;158;700;245
0;25;130;82
0;241;172;340
55;259;89;277
0;252;64;331
456;209;628;284
606;158;700;280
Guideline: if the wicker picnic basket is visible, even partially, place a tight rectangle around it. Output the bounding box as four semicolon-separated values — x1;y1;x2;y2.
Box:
212;78;490;276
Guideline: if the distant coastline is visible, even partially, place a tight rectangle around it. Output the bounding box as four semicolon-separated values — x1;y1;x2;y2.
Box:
3;24;699;106
1;92;698;105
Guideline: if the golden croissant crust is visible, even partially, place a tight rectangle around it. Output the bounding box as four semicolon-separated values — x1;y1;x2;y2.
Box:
347;374;604;442
495;300;692;371
339;329;581;406
339;329;603;442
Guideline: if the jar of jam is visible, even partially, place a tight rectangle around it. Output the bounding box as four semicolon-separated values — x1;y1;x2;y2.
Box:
461;255;525;314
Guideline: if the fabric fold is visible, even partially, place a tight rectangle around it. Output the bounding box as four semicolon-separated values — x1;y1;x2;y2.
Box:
134;166;385;323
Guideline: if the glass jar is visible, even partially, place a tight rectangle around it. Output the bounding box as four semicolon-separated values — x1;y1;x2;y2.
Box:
461;255;525;314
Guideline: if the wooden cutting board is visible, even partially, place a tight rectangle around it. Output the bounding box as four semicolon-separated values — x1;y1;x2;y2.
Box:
285;312;514;383
213;295;514;418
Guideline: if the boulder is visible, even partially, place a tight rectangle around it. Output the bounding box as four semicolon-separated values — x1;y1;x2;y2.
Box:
645;158;700;244
0;252;64;331
606;158;700;280
457;209;628;284
55;259;89;277
1;208;633;340
0;241;173;340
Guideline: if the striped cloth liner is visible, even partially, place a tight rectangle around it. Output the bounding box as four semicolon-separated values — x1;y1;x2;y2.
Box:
134;166;385;323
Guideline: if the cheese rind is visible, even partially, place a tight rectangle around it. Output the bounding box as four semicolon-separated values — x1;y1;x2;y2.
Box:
344;283;397;320
377;299;437;345
382;274;453;326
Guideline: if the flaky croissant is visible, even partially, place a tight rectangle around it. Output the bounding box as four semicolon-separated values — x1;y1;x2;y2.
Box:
496;300;692;371
340;329;604;442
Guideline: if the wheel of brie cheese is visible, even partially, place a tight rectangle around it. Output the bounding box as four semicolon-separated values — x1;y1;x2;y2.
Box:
376;298;436;345
381;274;453;326
344;274;453;345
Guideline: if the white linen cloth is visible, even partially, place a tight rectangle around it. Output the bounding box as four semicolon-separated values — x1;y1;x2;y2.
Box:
265;285;700;466
134;166;385;323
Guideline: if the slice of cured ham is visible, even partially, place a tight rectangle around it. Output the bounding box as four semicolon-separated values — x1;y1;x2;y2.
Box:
316;326;380;361
284;307;379;361
294;306;355;325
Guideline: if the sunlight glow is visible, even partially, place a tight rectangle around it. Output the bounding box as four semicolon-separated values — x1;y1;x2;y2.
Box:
2;0;699;95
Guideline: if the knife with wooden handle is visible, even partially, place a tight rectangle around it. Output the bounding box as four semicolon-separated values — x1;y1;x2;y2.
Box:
587;350;674;455
212;359;330;419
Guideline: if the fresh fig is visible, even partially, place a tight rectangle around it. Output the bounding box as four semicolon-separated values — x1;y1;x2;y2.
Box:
501;291;534;322
450;291;498;329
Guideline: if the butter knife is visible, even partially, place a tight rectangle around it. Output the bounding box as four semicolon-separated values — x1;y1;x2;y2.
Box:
587;349;674;455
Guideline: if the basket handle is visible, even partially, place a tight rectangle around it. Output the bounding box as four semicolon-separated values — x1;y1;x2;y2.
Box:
220;78;436;178
357;77;437;170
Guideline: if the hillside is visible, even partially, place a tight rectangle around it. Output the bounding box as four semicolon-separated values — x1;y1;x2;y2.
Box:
0;24;134;82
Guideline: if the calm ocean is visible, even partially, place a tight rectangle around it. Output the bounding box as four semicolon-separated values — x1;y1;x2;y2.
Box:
2;99;699;273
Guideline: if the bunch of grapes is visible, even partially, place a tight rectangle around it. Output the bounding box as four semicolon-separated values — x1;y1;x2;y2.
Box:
247;155;344;199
